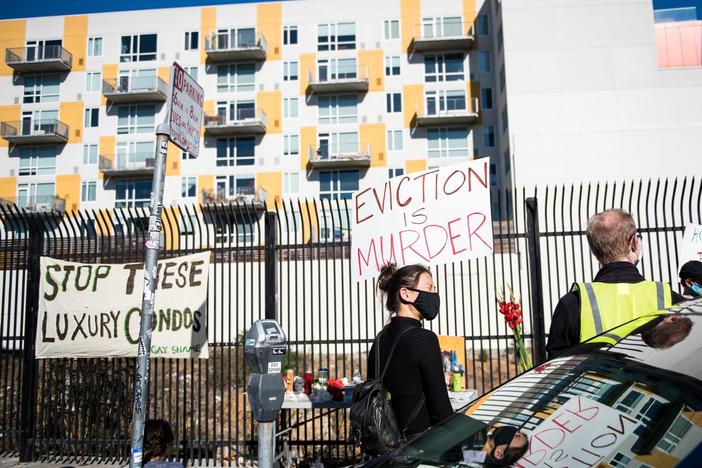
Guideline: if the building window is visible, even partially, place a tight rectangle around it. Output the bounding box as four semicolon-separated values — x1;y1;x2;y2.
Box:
84;107;99;128
283;61;299;81
115;179;151;208
425;53;464;82
83;144;98;165
426;89;466;115
217;63;255;92
283;97;299;118
216;137;255;167
479;50;492;72
18;147;56;176
317;132;359;158
657;413;692;453
320;170;359;200
116;141;154;169
386;92;402;113
427;128;469;158
610;453;631;468
23;75;59;103
422;16;462;38
318;22;356;51
318;95;357;125
17;183;55;209
117;105;155;134
120;34;157;62
181;176;197;197
87;37;102;57
184;31;199;50
283;25;298;45
216;100;255;121
185;66;198;81
283;172;299;194
182;150;196;160
502;107;508;132
483;125;495;147
497;24;504;52
387;130;403;151
384;20;400;40
477;15;490;35
316;58;358;81
388;168;404;178
481;88;493;110
490;163;497;187
213;28;256;49
86;71;101;92
500;65;506;92
385;56;400;76
284;135;299;156
81;181;96;202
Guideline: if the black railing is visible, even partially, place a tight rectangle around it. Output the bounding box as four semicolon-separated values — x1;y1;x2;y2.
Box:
0;177;699;465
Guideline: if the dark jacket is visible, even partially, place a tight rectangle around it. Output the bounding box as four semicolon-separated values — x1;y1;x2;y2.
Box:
367;316;453;435
546;262;685;359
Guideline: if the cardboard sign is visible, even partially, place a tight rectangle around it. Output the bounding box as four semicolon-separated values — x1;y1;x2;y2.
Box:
36;252;210;359
515;395;640;467
679;224;702;267
351;160;493;281
167;61;203;157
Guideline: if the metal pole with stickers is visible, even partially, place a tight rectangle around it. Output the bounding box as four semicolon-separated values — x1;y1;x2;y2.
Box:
129;62;204;468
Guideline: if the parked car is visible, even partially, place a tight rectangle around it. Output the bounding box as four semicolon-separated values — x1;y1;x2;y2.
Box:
366;298;702;467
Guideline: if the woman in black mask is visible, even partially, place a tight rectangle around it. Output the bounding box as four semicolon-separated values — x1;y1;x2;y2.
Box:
367;263;452;437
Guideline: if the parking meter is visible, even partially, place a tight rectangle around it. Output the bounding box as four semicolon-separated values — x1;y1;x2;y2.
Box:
244;319;287;422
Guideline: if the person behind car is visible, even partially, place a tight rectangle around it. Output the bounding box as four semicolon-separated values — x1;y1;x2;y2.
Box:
546;209;684;359
143;419;183;468
679;260;702;299
367;263;452;437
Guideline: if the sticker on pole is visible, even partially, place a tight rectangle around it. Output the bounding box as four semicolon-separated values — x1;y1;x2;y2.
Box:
166;61;204;157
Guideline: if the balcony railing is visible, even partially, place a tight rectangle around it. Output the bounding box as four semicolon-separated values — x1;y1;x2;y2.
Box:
201;187;268;210
306;65;369;94
412;97;480;127
5;45;72;72
99;154;156;176
204;108;267;136
409;22;475;53
204;31;267;62
308;144;372;169
102;75;168;103
0;195;66;214
0;119;69;145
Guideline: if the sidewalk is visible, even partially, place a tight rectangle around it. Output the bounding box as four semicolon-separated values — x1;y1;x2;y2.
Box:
0;458;122;468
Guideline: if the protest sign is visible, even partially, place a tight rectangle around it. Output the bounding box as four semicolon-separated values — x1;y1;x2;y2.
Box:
679;224;702;267
515;395;640;467
36;251;209;359
351;160;493;281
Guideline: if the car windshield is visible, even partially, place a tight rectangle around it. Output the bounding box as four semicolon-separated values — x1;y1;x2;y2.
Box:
383;312;702;467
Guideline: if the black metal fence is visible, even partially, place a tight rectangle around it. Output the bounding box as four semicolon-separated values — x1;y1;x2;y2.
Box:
0;177;699;465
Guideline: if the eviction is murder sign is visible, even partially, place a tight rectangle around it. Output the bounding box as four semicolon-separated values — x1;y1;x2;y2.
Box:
36;251;210;359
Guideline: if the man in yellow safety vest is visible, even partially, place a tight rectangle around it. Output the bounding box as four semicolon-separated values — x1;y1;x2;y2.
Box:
546;209;685;358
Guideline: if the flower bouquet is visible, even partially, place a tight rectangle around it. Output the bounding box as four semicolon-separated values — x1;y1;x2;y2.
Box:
325;378;345;401
497;285;532;373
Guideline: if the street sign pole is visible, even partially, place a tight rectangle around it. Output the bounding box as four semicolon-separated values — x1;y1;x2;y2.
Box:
129;123;170;468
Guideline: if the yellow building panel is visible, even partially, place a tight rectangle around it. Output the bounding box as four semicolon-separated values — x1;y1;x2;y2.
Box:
257;91;282;134
401;0;420;52
360;123;386;167
200;7;216;64
301;200;318;244
203;100;214;137
257;171;282;209
403;84;424;128
299;53;316;95
0;177;17;200
59;102;84;144
56;174;80;212
0;20;26;76
405;159;427;174
63;16;88;72
102;64;117;106
0;105;20;148
163;206;180;251
257;3;282;60
98;136;115;179
463;0;477;33
358;50;384;92
158;66;170;84
300;126;317;169
166;143;180;176
198;175;214;197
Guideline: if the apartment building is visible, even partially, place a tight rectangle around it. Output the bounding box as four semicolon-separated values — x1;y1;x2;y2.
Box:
0;0;508;220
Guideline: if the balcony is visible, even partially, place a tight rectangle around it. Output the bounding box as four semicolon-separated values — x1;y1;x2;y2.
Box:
102;75;168;103
306;66;369;95
204;108;267;136
412;97;480;127
0;195;65;214
5;45;72;73
204;31;267;62
0;120;69;145
408;22;475;54
308;145;372;169
99;154;155;177
201;187;267;211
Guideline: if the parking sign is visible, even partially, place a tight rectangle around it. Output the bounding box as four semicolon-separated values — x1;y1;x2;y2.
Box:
167;62;204;157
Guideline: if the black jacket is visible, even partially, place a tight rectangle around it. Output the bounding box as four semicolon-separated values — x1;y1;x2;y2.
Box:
367;316;452;435
546;262;685;359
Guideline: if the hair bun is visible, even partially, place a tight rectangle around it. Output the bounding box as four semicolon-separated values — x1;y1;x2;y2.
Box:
377;263;397;292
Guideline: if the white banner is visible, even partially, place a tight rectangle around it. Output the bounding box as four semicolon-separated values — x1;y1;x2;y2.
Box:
36;252;210;359
679;224;702;268
351;160;493;281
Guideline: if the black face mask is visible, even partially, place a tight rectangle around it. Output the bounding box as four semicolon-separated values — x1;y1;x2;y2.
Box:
484;426;519;466
407;288;440;321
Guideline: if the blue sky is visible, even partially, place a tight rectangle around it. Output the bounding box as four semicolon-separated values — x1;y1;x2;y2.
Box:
0;0;700;20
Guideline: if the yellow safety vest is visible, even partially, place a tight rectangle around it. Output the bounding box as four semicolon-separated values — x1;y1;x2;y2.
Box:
573;281;673;346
